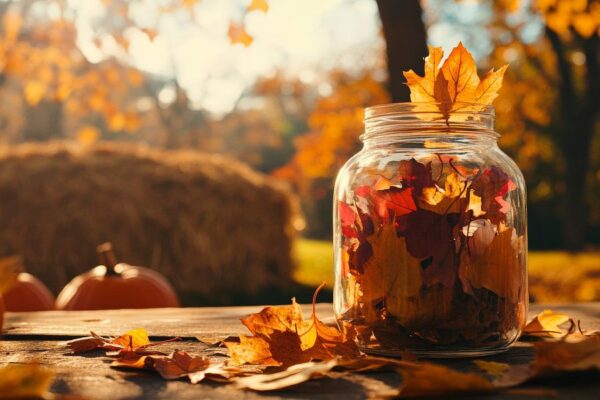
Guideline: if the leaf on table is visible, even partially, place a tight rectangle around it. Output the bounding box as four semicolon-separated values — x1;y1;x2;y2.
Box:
396;362;497;397
226;284;359;367
533;335;600;376
235;359;338;391
65;328;177;356
0;363;54;399
473;360;510;378
522;309;571;339
112;350;241;384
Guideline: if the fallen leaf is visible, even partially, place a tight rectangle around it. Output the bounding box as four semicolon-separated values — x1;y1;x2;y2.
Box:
0;363;54;399
522;309;571;339
65;328;177;356
112;350;240;384
474;360;510;378
533;335;600;376
397;362;496;397
235;359;337;391
226;285;358;367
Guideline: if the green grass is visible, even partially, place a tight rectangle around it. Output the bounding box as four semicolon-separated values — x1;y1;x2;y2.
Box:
293;238;600;302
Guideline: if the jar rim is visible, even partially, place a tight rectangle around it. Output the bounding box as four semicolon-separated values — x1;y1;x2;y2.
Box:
363;102;497;140
365;102;495;119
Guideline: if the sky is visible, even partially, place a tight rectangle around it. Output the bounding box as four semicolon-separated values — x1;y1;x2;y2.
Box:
75;0;383;115
71;0;542;116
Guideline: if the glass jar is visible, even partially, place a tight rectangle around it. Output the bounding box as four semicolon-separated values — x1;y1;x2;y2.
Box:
333;103;527;357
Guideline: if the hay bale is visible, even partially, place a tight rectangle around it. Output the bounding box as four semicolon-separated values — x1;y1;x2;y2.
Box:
0;142;300;303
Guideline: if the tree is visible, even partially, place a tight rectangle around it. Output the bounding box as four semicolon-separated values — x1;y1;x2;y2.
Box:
376;0;428;102
487;0;600;249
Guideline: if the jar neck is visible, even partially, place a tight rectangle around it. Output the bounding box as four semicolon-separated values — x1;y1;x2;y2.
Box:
362;102;498;148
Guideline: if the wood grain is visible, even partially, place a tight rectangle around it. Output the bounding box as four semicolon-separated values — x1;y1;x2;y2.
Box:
1;303;599;399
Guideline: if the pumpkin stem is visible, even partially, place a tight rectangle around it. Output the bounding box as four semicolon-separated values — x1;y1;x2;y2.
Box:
97;242;119;276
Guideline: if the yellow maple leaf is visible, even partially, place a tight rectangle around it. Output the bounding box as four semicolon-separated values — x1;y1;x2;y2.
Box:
228;22;253;47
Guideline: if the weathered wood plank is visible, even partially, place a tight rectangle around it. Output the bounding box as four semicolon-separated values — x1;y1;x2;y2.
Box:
1;304;333;339
1;303;600;399
4;303;599;339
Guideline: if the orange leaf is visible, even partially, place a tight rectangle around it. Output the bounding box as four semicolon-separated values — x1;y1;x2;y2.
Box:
227;285;358;367
247;0;269;13
404;43;508;118
228;22;253;47
402;45;444;103
522;309;571;339
111;328;151;349
533;335;600;376
441;42;480;104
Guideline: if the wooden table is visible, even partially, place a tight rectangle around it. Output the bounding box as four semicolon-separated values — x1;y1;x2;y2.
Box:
2;303;600;399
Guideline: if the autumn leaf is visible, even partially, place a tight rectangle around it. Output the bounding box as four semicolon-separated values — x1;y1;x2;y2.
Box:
459;228;524;303
65;328;177;356
397;362;496;397
0;363;54;399
228;22;253;47
403;45;444;103
360;224;422;302
533;335;600;376
235;360;336;391
247;0;269;13
404;42;508;118
226;285;358;367
113;350;240;384
522;309;571;339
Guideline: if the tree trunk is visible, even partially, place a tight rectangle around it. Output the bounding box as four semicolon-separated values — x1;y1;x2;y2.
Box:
376;0;428;102
546;30;599;250
22;101;63;141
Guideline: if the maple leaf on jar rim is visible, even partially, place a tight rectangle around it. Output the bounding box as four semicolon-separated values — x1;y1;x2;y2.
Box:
403;42;508;120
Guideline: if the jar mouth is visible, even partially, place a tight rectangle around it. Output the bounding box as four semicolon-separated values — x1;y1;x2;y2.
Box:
363;102;497;141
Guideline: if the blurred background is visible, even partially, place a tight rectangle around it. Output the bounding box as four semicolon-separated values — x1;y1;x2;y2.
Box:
0;0;598;305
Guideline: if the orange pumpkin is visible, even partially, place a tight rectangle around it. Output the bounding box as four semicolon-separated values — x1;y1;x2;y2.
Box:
56;243;180;310
3;272;55;312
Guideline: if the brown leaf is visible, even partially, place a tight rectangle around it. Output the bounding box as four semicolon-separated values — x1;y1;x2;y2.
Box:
397;362;496;397
533;335;600;376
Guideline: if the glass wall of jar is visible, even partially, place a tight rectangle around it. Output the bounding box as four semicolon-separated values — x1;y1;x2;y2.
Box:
333;103;528;357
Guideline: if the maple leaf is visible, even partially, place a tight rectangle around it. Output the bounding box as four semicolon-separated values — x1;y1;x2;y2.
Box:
247;0;269;13
459;228;524;303
522;309;571;339
403;42;508;119
112;350;239;384
65;328;178;356
226;285;358;367
227;22;253;47
403;45;444;103
359;224;422;302
0;363;54;399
